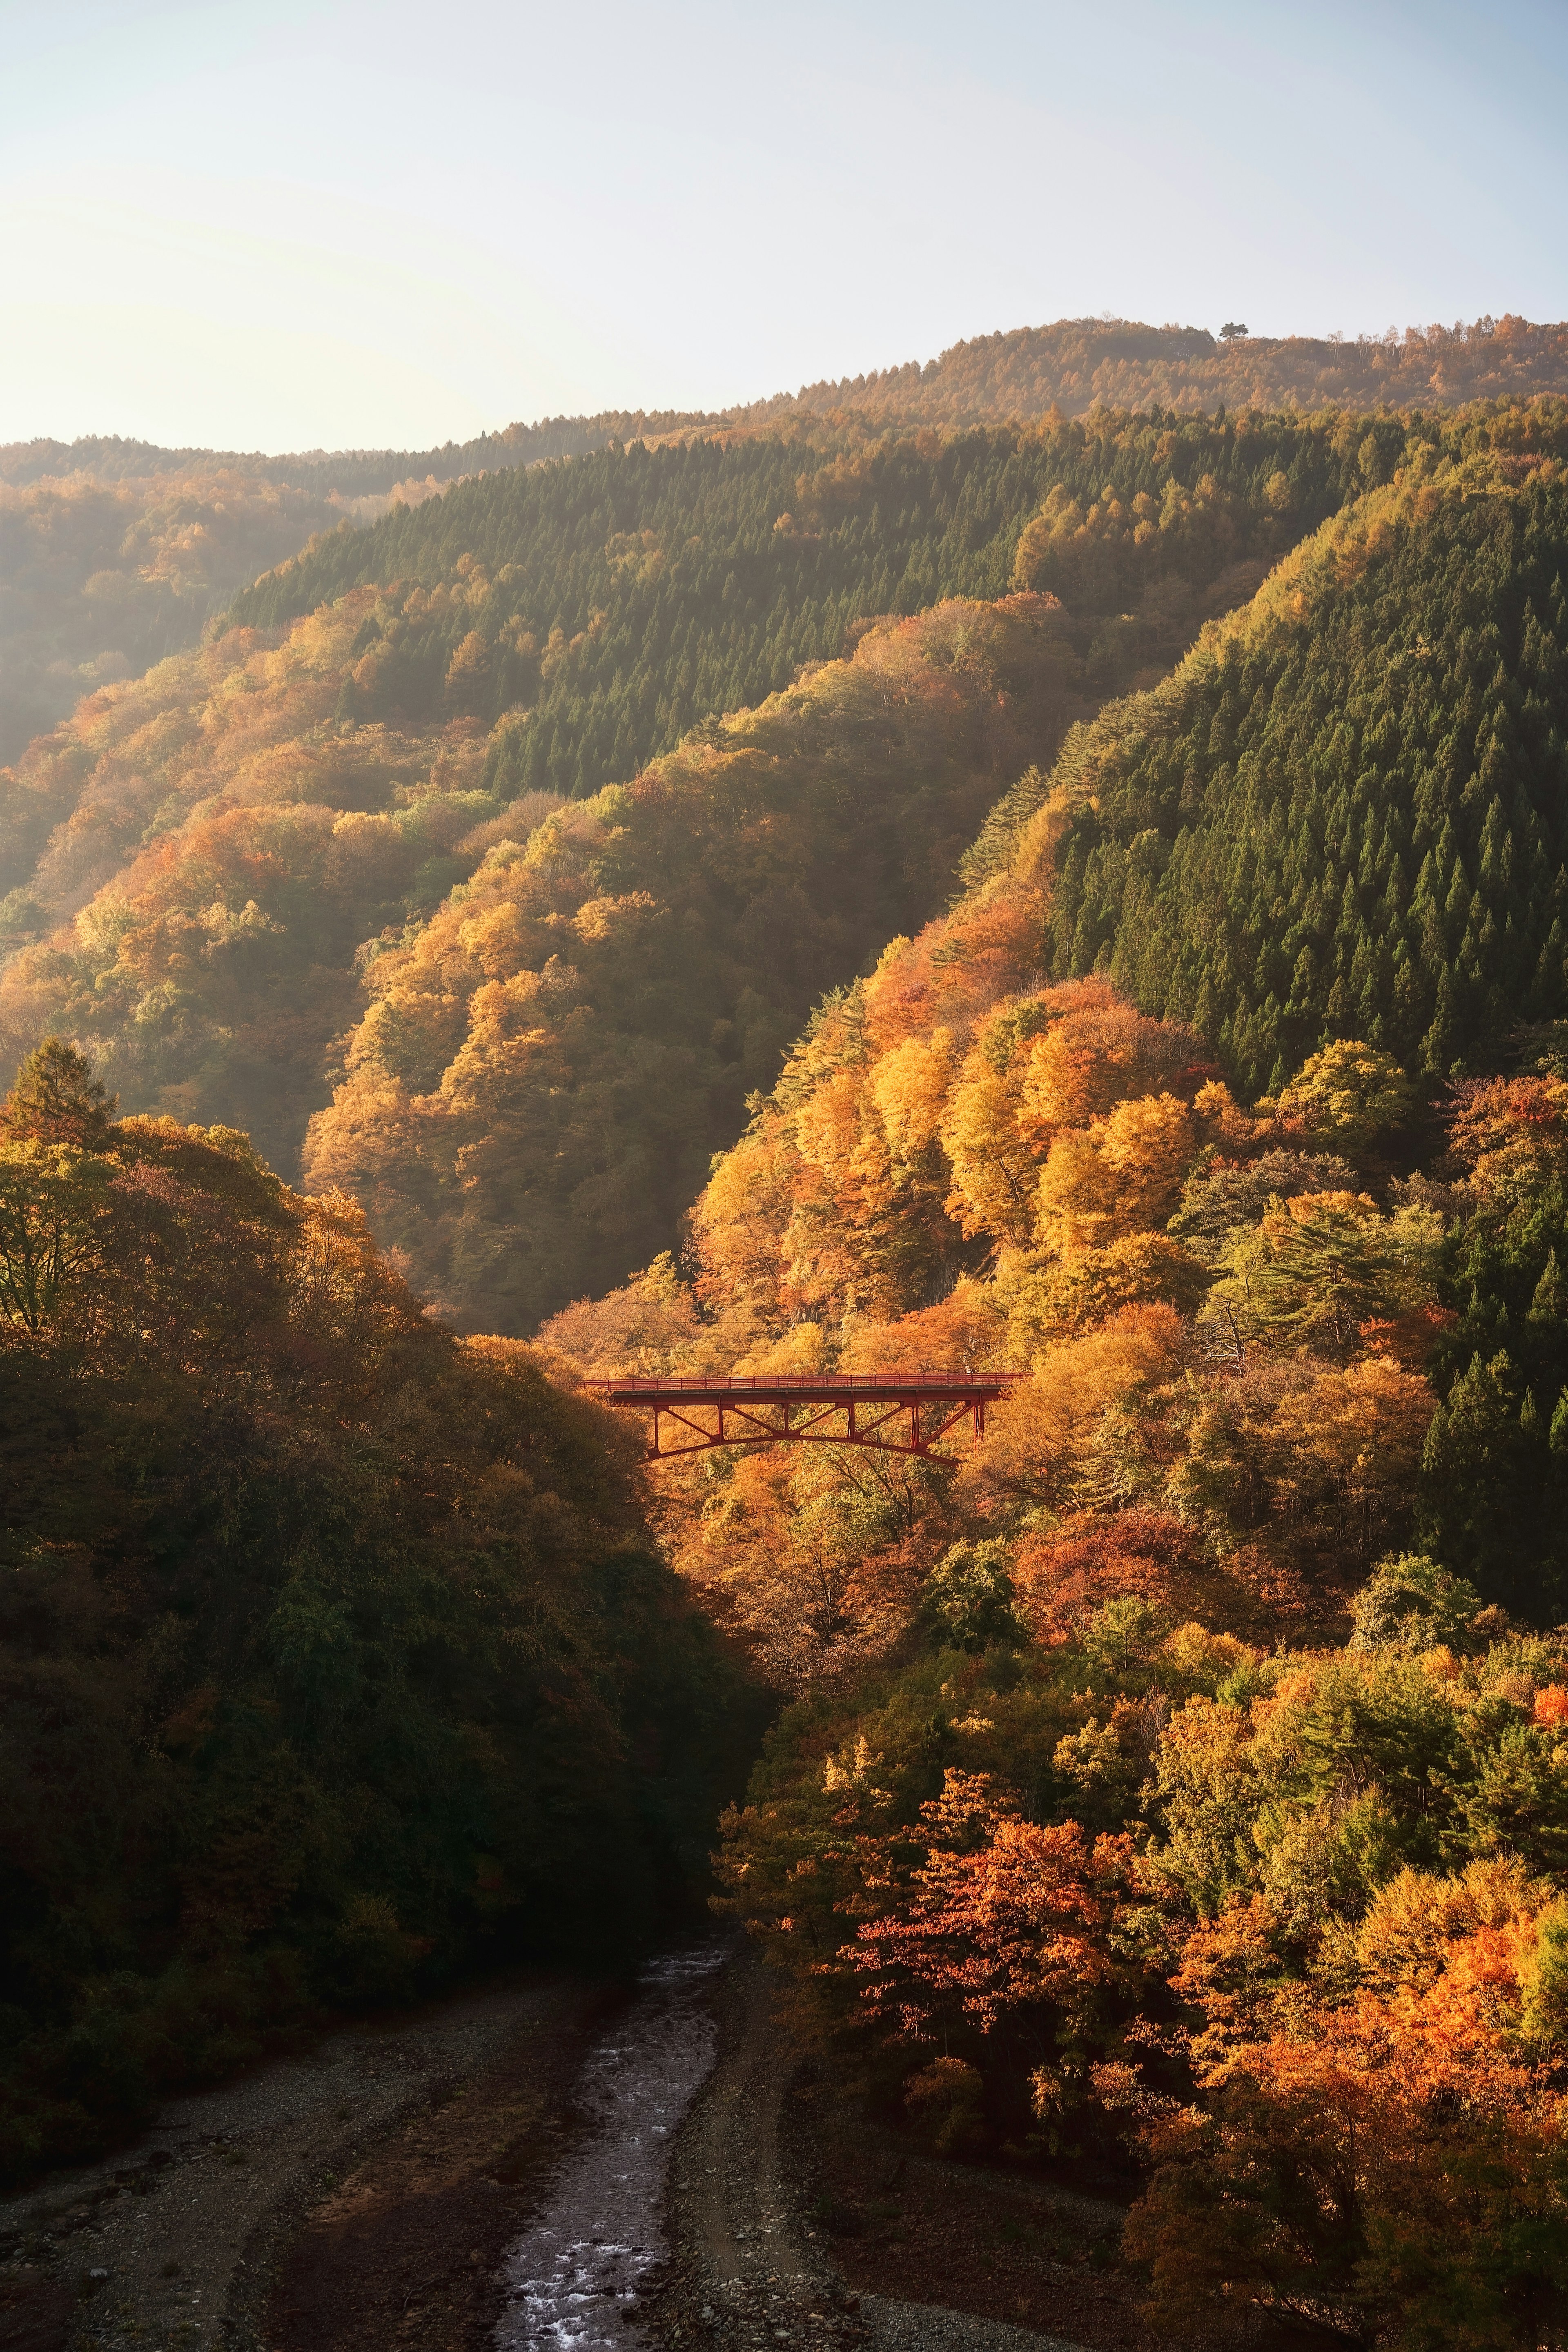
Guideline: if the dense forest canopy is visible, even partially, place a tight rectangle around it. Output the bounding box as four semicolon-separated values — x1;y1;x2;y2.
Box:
226;409;1365;789
0;1039;758;2176
4;400;1566;1327
0;408;1366;1249
1036;403;1568;1089
0;470;352;764
6;316;1568;812
300;594;1087;1330
0;411;739;765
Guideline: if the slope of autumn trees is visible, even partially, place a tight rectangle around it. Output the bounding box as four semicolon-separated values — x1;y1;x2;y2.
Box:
10;316;1568;782
300;595;1090;1330
0;408;1365;1278
741;313;1568;430
544;970;1568;2339
533;486;1568;2332
0;413;729;764
0;469;352;763
227;410;1361;792
0;1040;758;2178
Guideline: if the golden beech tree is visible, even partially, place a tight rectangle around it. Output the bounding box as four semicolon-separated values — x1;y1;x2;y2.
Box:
1036;1092;1198;1254
960;1303;1187;1511
941;1054;1040;1245
868;1030;954;1166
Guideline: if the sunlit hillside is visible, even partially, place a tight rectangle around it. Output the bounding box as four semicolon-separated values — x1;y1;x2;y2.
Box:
528;405;1568;2344
0;409;1360;1273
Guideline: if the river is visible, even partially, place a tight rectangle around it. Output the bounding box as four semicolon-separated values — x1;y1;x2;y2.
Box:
493;1938;730;2350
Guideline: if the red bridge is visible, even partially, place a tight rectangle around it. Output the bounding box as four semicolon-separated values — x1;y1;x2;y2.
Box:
584;1371;1022;1460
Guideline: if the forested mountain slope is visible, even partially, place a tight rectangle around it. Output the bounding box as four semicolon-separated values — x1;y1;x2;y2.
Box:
0;416;720;765
6;401;1566;1338
0;470;347;763
541;722;1568;2348
542;406;1568;1645
9;315;1567;782
300;595;1084;1330
0;443;725;775
1037;407;1568;1087
227;410;1361;795
0;411;1357;1239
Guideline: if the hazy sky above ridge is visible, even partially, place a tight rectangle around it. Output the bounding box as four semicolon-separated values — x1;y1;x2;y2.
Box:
2;0;1566;451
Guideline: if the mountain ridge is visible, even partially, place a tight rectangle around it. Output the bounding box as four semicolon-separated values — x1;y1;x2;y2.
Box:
11;314;1568;498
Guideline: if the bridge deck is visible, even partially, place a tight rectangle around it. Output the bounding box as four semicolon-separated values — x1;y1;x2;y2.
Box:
584;1370;1021;1459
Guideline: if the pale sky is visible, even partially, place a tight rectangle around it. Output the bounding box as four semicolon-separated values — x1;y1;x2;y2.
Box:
3;0;1566;453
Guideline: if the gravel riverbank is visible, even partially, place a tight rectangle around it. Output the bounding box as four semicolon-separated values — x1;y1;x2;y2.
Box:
0;1973;615;2352
651;1948;1094;2352
1;1942;1134;2352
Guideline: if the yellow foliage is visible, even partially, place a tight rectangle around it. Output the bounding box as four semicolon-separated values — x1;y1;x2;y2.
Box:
869;1031;953;1165
1273;1039;1413;1150
1036;1092;1198;1253
457;900;530;980
960;1302;1187;1508
941;1056;1037;1243
795;1066;868;1178
1270;1353;1433;1519
1006;1231;1207;1349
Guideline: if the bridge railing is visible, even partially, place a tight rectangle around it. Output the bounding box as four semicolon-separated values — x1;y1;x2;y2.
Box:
586;1370;1021;1395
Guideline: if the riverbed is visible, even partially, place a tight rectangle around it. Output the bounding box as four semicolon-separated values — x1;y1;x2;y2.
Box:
494;1940;728;2349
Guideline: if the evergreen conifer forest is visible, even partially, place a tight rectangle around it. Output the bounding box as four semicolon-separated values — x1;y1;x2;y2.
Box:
4;324;1568;2342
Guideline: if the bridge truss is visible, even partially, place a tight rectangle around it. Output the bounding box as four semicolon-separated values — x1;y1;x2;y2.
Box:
584;1371;1021;1461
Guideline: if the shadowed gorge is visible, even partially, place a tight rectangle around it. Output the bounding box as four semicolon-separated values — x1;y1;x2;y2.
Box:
0;1041;759;2177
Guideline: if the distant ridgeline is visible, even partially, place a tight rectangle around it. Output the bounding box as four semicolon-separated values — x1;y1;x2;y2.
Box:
737;313;1568;428
0;410;717;494
12;314;1565;494
6;314;1566;771
0;413;718;764
227;412;1370;800
1030;401;1568;1086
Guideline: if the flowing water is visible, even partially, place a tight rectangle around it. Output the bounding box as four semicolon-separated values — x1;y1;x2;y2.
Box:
494;1939;729;2350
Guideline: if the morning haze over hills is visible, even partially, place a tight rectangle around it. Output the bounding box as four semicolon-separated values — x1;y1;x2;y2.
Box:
7;292;1568;2346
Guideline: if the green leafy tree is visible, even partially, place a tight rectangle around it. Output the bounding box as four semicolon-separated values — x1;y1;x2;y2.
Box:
918;1539;1026;1652
1;1037;116;1149
1348;1552;1484;1650
0;1141;111;1332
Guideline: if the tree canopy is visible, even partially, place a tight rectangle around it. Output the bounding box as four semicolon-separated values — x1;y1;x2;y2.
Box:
0;1042;757;2175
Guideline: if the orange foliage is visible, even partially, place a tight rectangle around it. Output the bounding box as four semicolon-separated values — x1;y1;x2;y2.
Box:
1448;1074;1568;1194
849;1770;1132;2041
1012;1510;1215;1646
1117;1867;1568;2341
838;1280;1008;1375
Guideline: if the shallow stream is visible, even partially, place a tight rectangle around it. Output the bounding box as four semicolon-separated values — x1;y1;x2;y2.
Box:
494;1938;729;2350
